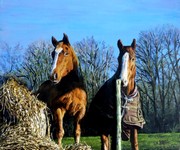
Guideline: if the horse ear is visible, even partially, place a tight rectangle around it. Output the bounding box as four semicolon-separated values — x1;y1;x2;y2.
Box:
63;33;70;45
131;39;136;50
117;39;123;51
52;36;58;47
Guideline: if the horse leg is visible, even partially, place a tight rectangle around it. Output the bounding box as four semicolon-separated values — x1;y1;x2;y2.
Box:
130;128;139;150
101;134;110;150
74;108;86;144
55;108;66;148
74;119;81;144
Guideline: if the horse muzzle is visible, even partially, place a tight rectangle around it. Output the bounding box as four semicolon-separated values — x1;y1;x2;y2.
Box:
50;73;60;84
121;79;128;87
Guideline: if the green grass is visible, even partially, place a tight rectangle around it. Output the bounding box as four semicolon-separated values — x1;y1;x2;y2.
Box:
62;133;180;150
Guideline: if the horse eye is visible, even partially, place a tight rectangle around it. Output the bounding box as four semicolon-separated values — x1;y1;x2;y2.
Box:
131;57;135;61
63;47;69;56
64;51;69;56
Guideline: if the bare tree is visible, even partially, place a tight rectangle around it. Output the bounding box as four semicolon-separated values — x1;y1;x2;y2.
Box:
17;40;53;91
74;36;116;103
163;26;180;129
0;42;23;86
136;25;180;132
0;42;23;75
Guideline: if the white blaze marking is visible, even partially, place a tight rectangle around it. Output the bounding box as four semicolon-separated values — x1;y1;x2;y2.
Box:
120;52;129;86
51;47;63;74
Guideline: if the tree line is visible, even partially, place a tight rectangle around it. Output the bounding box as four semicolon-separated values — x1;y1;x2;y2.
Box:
0;25;179;133
136;25;180;132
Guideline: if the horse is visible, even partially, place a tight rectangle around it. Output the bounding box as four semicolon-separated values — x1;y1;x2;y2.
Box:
36;33;87;148
87;39;145;150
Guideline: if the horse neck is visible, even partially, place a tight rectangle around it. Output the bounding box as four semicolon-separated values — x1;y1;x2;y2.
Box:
62;67;81;83
71;48;79;69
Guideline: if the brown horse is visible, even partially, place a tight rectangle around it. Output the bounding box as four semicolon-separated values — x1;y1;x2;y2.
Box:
36;33;87;148
87;39;145;150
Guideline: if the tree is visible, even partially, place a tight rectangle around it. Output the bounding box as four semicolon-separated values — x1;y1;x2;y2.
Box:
0;42;23;86
163;26;180;130
17;40;53;91
0;42;23;75
74;36;116;104
136;25;180;132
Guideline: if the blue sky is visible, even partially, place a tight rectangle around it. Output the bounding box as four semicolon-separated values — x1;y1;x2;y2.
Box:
0;0;180;53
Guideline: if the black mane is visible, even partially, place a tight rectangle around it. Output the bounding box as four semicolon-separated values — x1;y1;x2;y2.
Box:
56;69;86;95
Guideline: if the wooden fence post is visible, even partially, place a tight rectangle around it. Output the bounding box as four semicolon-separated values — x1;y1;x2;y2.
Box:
116;79;121;150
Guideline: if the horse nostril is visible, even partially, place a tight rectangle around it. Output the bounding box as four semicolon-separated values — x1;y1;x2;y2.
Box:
54;73;57;80
122;80;128;87
50;73;58;81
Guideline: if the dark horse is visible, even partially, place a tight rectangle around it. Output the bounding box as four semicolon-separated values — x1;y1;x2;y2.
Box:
36;33;87;148
87;39;145;150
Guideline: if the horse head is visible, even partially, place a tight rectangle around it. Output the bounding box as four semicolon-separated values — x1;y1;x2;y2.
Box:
50;33;79;83
117;39;136;94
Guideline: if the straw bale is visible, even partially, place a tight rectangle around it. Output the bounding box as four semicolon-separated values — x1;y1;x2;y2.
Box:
0;78;59;150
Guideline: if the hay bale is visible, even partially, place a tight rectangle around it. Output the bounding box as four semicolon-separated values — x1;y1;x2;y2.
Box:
0;78;59;150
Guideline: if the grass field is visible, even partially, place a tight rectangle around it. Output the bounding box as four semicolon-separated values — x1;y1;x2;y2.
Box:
62;133;180;150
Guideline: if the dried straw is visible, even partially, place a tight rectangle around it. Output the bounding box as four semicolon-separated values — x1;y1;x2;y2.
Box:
0;78;59;150
64;143;92;150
